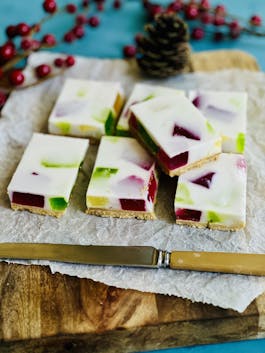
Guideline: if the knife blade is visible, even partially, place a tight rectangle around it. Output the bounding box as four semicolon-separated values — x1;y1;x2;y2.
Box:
0;243;264;276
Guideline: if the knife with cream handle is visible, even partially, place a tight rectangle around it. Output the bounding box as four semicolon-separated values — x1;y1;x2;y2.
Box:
0;243;264;276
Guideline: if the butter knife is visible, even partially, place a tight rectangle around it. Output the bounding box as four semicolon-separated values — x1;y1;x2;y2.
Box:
0;243;264;276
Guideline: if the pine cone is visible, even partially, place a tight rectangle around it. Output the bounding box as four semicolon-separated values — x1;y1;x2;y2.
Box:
136;13;191;78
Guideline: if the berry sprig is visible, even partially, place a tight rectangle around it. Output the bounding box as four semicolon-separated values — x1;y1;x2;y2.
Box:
141;0;265;42
0;0;123;97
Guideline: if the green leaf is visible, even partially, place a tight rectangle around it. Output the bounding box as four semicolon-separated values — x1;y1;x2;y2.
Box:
236;132;245;153
49;197;68;211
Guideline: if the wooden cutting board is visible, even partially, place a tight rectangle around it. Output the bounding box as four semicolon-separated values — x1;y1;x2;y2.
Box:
0;50;263;353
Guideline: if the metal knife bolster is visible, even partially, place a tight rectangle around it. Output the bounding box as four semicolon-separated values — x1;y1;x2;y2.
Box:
157;250;171;268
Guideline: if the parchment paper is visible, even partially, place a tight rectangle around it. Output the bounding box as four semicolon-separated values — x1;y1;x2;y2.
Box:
1;52;265;313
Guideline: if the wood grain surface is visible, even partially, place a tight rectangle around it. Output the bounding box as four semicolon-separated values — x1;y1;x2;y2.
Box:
0;50;262;353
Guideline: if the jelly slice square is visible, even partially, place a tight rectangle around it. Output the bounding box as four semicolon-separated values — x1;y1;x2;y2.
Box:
7;133;89;217
48;78;125;140
116;83;184;137
86;136;159;220
174;153;247;231
189;90;247;154
129;95;222;177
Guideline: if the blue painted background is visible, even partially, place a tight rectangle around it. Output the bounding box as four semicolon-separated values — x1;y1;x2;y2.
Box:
1;0;265;352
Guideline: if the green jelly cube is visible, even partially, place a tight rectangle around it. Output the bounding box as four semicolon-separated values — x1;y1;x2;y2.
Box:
236;132;245;153
175;183;193;205
137;120;159;155
207;211;222;223
41;160;79;168
54;122;71;134
115;128;131;137
105;110;116;135
92;167;118;179
49;197;68;211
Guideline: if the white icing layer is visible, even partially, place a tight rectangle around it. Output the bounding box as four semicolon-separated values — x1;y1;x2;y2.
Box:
7;133;89;213
48;78;124;138
86;136;158;212
116;83;184;134
189;90;247;153
174;153;247;228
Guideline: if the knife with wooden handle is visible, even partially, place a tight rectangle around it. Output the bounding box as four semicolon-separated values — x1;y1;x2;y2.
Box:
0;243;264;276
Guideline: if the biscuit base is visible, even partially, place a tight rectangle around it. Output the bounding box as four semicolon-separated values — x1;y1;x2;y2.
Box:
176;219;245;231
86;208;156;220
11;203;65;218
166;153;220;177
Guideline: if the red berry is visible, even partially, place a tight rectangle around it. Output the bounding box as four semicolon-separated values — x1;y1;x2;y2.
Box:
21;38;33;50
200;12;213;24
123;45;136;58
213;31;224;42
215;4;226;15
191;27;204;40
134;33;143;44
0;91;7;109
9;69;25;86
230;28;241;39
42;33;57;46
185;5;199;20
65;55;75;67
66;3;77;13
35;64;51;78
199;0;210;11
76;14;87;25
229;21;241;39
43;0;57;14
229;20;240;30
113;0;121;9
88;16;100;27
167;1;183;13
6;25;17;38
73;25;85;38
213;15;225;26
148;4;163;18
17;23;31;36
82;0;89;7
54;57;64;67
31;40;41;50
63;31;76;42
250;15;262;26
0;42;16;61
97;2;104;11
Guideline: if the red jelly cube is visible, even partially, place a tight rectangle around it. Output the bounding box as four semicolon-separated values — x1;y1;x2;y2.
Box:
147;171;157;203
176;208;201;222
173;124;200;141
12;192;45;208
120;199;146;211
191;172;215;189
158;149;188;171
